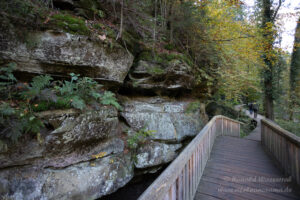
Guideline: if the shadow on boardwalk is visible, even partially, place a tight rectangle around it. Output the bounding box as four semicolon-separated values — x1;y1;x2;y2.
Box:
195;106;300;200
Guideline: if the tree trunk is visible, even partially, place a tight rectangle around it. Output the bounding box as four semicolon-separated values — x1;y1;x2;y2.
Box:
116;0;124;40
261;0;275;120
289;16;300;120
152;0;157;55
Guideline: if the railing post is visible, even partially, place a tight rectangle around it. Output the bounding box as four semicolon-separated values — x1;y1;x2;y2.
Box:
221;117;224;135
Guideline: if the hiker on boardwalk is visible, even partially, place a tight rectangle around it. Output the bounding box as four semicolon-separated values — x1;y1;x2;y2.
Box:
253;103;258;118
248;102;253;115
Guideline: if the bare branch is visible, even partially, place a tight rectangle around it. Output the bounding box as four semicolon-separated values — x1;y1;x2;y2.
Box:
272;0;283;22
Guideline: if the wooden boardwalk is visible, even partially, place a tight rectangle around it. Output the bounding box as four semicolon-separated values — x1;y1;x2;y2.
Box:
138;115;300;200
195;134;299;199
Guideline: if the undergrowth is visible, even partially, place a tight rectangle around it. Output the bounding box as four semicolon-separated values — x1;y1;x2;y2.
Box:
127;127;156;150
0;63;121;147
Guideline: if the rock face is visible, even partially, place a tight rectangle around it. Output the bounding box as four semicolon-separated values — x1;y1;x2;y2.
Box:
0;11;210;198
121;97;206;142
0;30;134;84
45;107;119;155
127;59;195;92
135;142;182;168
0;107;134;199
0;153;133;200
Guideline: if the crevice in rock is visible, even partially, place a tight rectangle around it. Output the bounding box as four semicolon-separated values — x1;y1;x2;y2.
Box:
118;115;130;127
0;163;32;171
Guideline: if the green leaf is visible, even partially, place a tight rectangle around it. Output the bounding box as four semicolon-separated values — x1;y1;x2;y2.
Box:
100;91;122;110
0;103;15;116
71;96;86;110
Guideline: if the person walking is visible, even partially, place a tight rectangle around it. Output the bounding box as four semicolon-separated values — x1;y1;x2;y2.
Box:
248;102;253;115
253;103;258;118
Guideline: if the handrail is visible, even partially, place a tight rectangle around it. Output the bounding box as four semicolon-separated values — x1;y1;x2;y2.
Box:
261;119;300;185
138;115;242;200
261;119;300;146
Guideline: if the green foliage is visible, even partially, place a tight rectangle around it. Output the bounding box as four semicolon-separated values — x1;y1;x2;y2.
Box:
70;96;86;110
0;102;15;118
51;13;90;35
31;98;71;112
127;127;156;149
0;63;17;83
0;102;44;143
100;91;122;110
57;73;103;110
22;75;53;101
53;73;122;110
0;63;17;98
0;0;47;22
275;119;300;137
238;115;257;137
139;51;193;67
93;23;105;30
164;43;176;51
0;67;121;145
0;139;8;152
185;101;201;114
97;10;105;18
20;112;44;135
147;66;165;75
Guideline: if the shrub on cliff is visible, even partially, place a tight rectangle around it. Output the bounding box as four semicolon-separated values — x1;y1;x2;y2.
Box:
0;64;122;146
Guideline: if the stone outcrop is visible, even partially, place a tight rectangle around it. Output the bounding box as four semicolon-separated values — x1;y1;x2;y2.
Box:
0;153;133;200
126;59;195;92
0;30;134;84
0;5;210;198
135;141;182;168
121;97;206;142
45;107;119;154
0;107;134;199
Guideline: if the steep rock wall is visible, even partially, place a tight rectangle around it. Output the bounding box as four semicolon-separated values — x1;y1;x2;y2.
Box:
0;13;208;200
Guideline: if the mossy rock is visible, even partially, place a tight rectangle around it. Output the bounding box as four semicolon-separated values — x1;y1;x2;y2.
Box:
0;0;48;27
138;51;193;67
50;13;90;35
146;66;165;75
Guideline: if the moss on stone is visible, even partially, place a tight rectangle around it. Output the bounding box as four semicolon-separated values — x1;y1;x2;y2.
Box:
147;66;165;75
24;33;41;49
139;51;153;61
185;101;201;114
51;13;90;35
138;51;194;67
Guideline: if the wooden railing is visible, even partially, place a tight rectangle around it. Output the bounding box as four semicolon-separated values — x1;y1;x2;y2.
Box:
138;115;241;200
261;119;300;185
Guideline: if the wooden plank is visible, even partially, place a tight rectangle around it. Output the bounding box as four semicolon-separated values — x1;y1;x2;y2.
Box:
195;135;300;200
177;172;182;200
170;182;176;200
182;166;186;200
201;176;298;200
194;192;224;200
185;164;188;200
